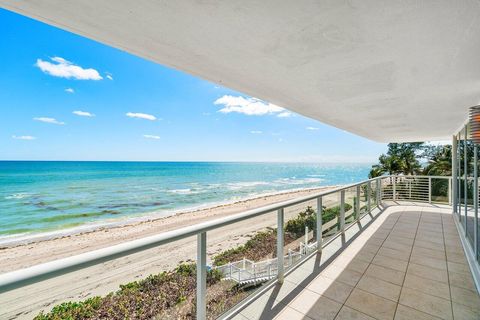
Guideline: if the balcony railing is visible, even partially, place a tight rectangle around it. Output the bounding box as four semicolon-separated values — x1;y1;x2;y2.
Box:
0;175;453;319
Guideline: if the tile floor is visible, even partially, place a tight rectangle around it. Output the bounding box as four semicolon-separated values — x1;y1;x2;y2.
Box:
231;203;480;320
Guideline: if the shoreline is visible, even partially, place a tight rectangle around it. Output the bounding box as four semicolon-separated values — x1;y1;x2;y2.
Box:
0;185;340;248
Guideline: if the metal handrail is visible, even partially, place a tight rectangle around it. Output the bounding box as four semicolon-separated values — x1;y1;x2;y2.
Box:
0;174;452;319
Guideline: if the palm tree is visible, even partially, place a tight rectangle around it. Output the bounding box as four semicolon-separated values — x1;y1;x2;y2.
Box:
369;143;423;178
423;146;452;176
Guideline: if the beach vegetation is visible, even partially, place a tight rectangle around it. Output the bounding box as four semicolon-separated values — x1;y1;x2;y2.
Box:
34;263;245;320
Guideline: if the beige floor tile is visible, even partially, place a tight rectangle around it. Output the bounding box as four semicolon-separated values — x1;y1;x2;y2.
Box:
275;306;311;320
394;304;442;320
407;263;448;283
356;275;401;302
385;235;415;246
343;258;371;274
322;266;363;287
364;263;406;286
355;249;376;263
415;240;445;251
403;273;450;300
450;286;480;312
452;302;480;320
411;246;446;260
335;306;376;320
377;247;411;262
448;271;477;292
381;241;413;253
289;289;342;320
416;235;444;245
447;261;471;275
345;288;397;320
446;252;468;265
399;287;452;320
372;254;408;272
409;255;447;271
306;275;354;304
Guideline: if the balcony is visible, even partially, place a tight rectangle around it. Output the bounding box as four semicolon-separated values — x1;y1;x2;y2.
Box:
0;176;479;319
231;203;479;320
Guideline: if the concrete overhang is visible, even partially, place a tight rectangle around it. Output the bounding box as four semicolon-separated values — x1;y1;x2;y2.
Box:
1;1;480;142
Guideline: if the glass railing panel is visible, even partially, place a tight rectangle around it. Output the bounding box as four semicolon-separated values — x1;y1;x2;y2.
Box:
321;191;341;242
0;236;198;319
343;186;356;230
207;210;278;319
431;177;449;203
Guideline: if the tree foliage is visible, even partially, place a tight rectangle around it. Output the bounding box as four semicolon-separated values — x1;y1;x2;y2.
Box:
369;142;452;178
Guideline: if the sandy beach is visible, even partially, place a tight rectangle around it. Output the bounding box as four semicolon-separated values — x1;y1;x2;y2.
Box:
0;186;339;319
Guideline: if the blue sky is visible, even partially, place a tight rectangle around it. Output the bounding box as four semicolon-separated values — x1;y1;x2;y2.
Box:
0;9;386;162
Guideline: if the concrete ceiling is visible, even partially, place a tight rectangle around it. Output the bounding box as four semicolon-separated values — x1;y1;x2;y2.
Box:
1;1;480;142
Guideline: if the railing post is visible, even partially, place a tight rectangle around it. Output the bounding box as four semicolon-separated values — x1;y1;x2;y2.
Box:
448;177;452;205
376;179;380;206
378;178;382;202
304;226;308;250
367;181;371;213
428;177;432;203
355;185;360;219
340;190;345;233
277;208;284;283
316;197;323;252
229;262;232;279
288;249;292;266
196;232;207;320
393;176;396;201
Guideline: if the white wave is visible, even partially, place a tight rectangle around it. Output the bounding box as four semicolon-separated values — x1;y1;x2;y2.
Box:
226;181;271;190
5;193;32;200
275;177;323;185
168;188;205;195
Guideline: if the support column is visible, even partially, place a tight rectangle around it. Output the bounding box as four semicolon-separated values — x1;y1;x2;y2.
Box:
277;208;284;283
196;232;207;320
474;145;478;257
465;126;468;232
316;197;323;252
452;135;458;213
340;190;345;233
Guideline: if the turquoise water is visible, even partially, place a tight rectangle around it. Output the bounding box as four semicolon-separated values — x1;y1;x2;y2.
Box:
0;161;370;237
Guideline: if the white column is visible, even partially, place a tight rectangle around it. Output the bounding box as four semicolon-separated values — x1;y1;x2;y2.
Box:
196;232;207;320
316;197;323;252
452;135;458;212
277;208;284;283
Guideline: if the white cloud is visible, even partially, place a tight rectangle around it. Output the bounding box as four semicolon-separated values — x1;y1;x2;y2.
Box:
126;112;157;121
33;117;65;125
143;134;160;140
35;57;103;80
277;112;292;118
250;130;263;134
73;110;95;117
106;73;113;80
215;95;287;116
12;135;36;140
306;126;319;130
65;88;75;94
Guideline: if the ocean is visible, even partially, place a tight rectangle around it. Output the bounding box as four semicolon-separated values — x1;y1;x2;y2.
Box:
0;161;370;238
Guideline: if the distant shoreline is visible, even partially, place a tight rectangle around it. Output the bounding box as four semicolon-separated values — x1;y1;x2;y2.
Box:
0;185;340;247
